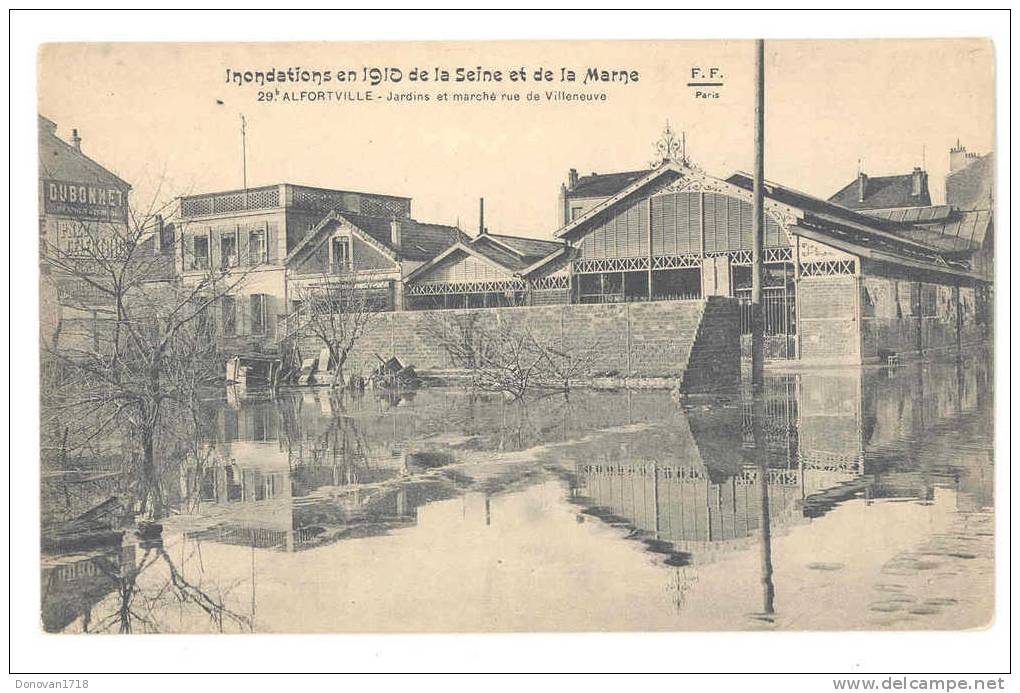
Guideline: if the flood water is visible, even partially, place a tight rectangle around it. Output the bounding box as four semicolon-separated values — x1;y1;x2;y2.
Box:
41;354;994;633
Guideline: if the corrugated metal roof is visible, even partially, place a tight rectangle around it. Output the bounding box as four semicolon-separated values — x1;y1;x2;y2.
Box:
726;172;933;241
919;210;992;249
864;205;955;224
799;213;971;271
725;172;981;276
865;207;991;251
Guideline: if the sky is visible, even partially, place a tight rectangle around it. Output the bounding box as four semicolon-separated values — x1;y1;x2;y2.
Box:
38;39;994;237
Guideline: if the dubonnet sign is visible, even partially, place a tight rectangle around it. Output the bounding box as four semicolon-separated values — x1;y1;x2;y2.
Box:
43;179;128;222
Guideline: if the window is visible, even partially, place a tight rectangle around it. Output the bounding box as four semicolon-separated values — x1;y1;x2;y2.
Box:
250;294;267;335
221;295;237;336
920;284;937;317
193;235;209;270
571;206;583;220
159;222;175;254
220;231;238;269
248;228;267;266
330;236;351;273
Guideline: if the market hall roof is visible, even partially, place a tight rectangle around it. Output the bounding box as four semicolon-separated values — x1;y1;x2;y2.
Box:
551;161;984;282
864;206;992;252
862;205;955;224
404;233;571;284
566;169;654;198
724;172;979;278
285;210;467;265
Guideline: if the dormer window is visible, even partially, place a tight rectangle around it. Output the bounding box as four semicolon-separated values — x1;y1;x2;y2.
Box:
330;236;351;273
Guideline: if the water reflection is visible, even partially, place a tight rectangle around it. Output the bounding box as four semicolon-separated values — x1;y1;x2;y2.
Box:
43;351;993;632
41;538;253;633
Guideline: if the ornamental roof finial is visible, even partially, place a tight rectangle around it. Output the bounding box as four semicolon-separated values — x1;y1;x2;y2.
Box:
651;120;688;168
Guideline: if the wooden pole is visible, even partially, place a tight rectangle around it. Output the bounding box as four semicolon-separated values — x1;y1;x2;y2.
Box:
757;447;776;615
751;39;766;389
751;44;773;611
750;380;775;616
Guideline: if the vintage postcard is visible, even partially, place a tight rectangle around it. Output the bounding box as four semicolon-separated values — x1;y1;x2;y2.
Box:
37;38;995;635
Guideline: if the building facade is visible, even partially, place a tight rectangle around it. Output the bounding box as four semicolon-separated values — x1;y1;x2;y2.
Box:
172;184;415;351
402;230;573;309
550;138;989;365
828;144;994;280
165;129;992;369
284;208;466;317
39;115;134;352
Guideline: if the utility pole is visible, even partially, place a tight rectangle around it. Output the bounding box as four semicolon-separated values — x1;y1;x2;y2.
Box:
751;39;766;390
751;45;773;615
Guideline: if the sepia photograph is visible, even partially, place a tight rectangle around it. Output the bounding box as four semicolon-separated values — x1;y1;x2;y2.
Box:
10;8;1010;684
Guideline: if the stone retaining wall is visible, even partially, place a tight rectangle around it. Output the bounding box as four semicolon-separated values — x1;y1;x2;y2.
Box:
292;297;741;393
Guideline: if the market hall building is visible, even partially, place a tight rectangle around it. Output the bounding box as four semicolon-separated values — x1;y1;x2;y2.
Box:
401;226;573;310
547;141;990;366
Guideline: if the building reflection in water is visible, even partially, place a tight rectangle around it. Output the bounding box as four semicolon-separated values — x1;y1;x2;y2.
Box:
41;536;254;634
43;351;990;632
178;353;992;561
567;354;991;620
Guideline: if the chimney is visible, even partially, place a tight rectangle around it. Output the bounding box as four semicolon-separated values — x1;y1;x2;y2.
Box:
857;171;868;203
567;168;578;189
390;217;402;251
71;128;82;152
911;167;927;197
478;197;486;235
949;139;969;173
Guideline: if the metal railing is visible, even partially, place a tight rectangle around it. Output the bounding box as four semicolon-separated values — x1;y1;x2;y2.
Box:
737;287;797;359
180;186;281;218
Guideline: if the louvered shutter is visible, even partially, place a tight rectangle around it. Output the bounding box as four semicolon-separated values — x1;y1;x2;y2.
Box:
267;221;278;263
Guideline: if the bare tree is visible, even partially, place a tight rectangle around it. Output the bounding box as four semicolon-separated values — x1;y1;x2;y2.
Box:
41;188;253;522
67;543;253;634
289;272;381;389
423;311;600;400
417;310;487;369
471;322;546;400
533;338;601;394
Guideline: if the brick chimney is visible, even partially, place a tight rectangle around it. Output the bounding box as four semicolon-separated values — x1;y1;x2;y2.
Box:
567;168;579;189
857;171;868;203
390;217;402;252
911;167;927;197
71;128;82;152
478;197;486;235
